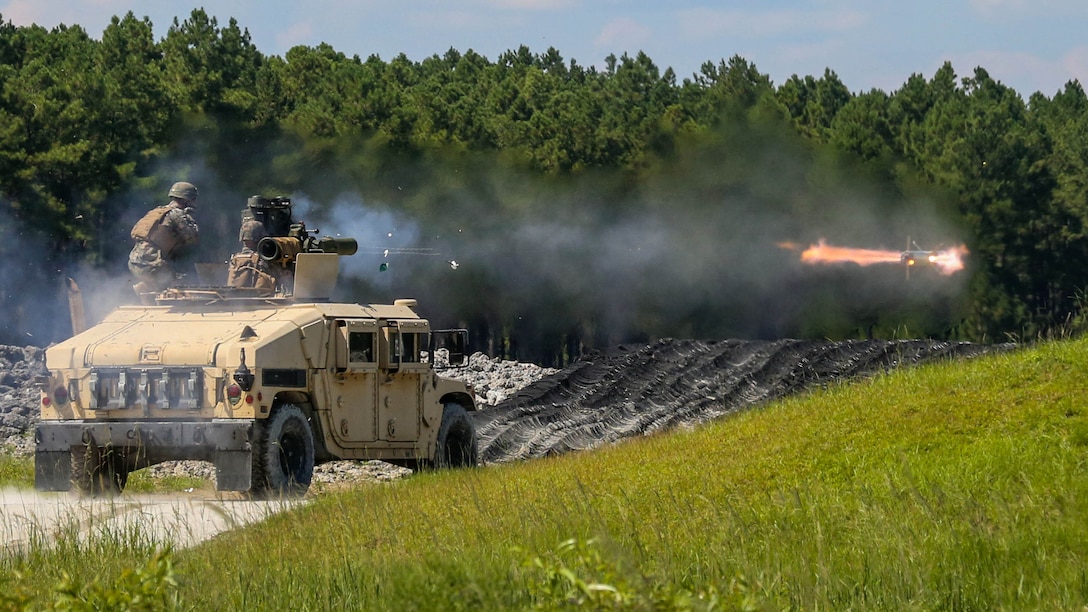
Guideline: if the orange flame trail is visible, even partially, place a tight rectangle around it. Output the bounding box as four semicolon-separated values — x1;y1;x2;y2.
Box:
782;240;969;276
800;240;901;267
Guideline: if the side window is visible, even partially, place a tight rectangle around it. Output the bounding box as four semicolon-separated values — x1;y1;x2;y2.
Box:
388;330;400;364
378;323;426;369
402;333;420;363
349;331;374;363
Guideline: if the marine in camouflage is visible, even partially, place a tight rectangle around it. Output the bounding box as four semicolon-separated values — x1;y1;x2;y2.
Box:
226;219;278;291
128;185;199;292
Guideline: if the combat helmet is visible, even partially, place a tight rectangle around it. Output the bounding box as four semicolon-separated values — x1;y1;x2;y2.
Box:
239;218;268;243
168;181;199;203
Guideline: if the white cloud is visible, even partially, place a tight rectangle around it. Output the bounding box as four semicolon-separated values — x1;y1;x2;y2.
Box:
942;48;1079;96
0;0;1081;99
483;0;576;9
776;38;847;68
1;0;140;28
275;19;314;51
676;7;865;40
1062;46;1088;88
1;1;239;38
407;9;489;31
594;16;651;49
969;0;1088;18
0;0;42;25
969;0;1031;11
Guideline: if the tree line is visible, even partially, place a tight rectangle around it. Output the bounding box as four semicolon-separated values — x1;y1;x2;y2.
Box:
2;9;1087;365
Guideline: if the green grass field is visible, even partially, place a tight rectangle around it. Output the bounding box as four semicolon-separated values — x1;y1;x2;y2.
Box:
3;338;1087;610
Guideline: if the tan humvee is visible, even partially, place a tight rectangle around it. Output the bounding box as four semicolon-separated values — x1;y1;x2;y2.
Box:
35;247;477;498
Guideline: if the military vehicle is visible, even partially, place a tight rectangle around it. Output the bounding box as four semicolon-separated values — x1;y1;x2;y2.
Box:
35;196;477;498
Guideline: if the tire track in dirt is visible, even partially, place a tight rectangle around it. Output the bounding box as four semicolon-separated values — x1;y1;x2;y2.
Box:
470;338;1012;464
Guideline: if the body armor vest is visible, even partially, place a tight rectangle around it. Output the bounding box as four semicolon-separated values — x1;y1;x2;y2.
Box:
131;205;180;254
227;252;277;290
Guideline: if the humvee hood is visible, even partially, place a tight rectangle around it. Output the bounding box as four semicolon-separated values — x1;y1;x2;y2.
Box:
45;305;307;368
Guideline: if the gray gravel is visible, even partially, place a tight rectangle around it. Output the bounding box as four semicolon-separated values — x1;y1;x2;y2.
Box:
435;351;559;407
0;345;45;441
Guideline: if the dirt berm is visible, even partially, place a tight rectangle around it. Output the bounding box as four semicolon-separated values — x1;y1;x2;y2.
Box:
469;338;1013;464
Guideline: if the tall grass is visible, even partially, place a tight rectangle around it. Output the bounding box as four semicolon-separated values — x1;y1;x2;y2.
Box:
5;338;1088;609
0;455;32;489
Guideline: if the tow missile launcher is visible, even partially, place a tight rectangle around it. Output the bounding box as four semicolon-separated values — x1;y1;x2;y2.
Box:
257;223;359;265
35;198;477;498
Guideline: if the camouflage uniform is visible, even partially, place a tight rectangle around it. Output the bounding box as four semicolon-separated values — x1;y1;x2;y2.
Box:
129;183;199;292
226;219;278;291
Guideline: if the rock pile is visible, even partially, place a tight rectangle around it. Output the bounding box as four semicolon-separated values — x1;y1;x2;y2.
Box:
435;351;560;406
0;345;45;455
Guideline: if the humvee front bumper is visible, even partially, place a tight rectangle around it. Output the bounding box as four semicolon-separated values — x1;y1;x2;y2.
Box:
35;420;254;492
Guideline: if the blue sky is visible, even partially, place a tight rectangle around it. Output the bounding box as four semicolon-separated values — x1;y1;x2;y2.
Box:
1;0;1085;98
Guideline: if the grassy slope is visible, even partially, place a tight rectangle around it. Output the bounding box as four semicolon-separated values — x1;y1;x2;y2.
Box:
6;338;1088;609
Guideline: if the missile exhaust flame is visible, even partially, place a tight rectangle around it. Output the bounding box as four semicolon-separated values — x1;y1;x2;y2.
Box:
801;240;901;267
781;239;968;276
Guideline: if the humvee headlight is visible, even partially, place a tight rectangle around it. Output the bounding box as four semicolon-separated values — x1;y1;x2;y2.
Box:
226;383;243;405
53;386;68;406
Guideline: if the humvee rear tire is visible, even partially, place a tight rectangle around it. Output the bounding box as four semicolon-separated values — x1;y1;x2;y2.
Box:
434;403;478;469
71;446;128;497
249;403;315;499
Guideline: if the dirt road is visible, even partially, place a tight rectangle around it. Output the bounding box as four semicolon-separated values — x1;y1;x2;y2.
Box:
0;489;302;553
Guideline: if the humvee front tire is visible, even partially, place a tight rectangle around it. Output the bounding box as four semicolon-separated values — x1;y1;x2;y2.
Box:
434;403;478;469
250;403;315;499
71;445;128;497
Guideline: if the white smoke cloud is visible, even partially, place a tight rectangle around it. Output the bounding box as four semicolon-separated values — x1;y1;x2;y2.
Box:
0;205;69;344
291;193;438;289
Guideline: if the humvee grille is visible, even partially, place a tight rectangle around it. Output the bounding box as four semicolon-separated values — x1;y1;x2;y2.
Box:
88;367;204;411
